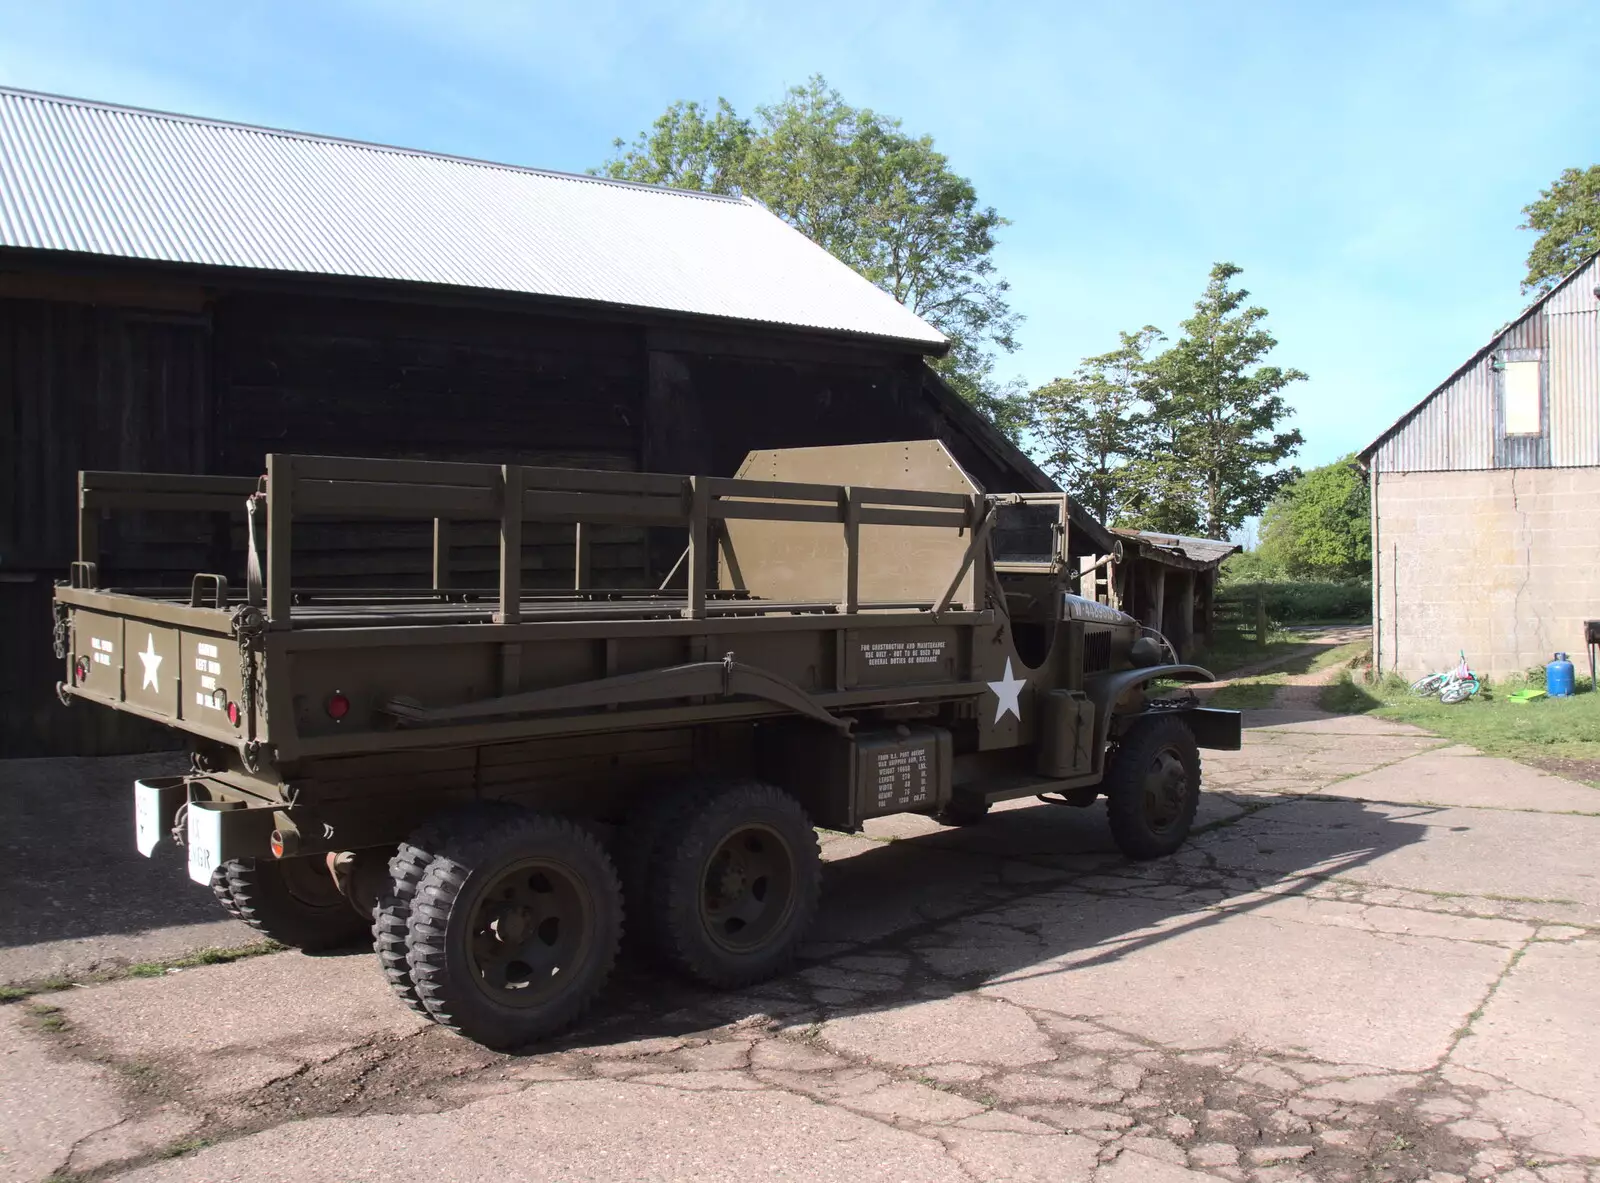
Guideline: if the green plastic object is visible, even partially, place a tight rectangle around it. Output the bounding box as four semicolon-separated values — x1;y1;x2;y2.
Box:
1506;688;1547;704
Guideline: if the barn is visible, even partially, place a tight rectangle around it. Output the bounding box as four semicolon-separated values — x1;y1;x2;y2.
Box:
0;86;1058;756
1358;250;1600;680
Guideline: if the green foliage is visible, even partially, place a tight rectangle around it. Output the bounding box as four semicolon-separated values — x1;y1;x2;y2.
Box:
1030;327;1162;524
1256;454;1370;580
1217;549;1276;584
598;98;752;194
600;77;1020;433
1139;263;1306;537
1028;263;1304;535
1521;165;1600;295
1221;580;1371;624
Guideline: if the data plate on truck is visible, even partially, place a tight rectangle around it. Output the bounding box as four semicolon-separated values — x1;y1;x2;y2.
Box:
853;726;952;819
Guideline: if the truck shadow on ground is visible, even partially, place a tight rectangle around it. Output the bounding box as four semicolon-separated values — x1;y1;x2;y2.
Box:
1;751;1431;1058
563;790;1433;1053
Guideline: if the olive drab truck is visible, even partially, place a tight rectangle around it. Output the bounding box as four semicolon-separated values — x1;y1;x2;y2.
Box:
51;440;1240;1049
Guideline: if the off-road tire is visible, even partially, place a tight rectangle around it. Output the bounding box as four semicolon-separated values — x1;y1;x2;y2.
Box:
209;866;244;922
406;811;623;1049
1102;715;1202;861
374;802;522;1019
224;857;368;951
650;780;820;989
932;799;991;826
616;781;711;957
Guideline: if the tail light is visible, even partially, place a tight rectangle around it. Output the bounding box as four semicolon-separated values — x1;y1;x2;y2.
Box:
226;700;241;727
74;657;90;682
325;693;351;721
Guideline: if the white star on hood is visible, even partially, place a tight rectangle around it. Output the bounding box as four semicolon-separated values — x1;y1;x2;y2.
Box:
988;658;1026;723
138;633;163;692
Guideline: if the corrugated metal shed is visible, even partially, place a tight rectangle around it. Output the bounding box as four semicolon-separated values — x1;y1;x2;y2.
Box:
0;87;947;350
1361;251;1600;472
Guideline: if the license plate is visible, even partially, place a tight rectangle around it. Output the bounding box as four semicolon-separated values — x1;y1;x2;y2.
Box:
186;802;225;885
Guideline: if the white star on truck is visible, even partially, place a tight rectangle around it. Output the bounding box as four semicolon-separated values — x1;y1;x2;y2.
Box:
139;633;162;692
987;658;1026;723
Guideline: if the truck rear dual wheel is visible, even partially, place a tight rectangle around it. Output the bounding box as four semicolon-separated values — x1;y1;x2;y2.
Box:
642;780;821;990
404;810;623;1050
1102;716;1202;860
221;857;370;951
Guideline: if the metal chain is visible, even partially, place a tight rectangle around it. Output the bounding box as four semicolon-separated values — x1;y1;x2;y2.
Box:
231;603;268;774
51;597;70;660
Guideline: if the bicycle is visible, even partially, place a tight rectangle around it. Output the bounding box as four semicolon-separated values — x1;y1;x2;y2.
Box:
1410;651;1481;704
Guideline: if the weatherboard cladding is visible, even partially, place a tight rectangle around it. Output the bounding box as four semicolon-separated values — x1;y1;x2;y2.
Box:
1364;253;1600;473
0;87;946;348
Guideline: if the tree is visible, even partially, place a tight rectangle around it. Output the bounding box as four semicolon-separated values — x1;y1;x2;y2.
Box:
1256;455;1371;580
599;77;1021;435
1030;327;1162;526
1520;165;1600;295
598;98;752;194
1141;263;1305;538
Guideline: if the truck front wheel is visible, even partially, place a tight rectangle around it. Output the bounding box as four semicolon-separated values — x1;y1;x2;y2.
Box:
1102;716;1201;860
649;781;820;989
224;857;369;951
405;811;623;1049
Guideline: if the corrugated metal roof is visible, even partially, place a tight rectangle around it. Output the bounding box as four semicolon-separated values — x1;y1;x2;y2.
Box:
1113;528;1239;567
1359;250;1600;470
0;87;947;350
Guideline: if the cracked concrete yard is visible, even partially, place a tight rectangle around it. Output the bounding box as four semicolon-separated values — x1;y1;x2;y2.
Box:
5;708;1600;1182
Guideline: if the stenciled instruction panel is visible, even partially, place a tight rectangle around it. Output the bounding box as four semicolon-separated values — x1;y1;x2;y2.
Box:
847;628;959;688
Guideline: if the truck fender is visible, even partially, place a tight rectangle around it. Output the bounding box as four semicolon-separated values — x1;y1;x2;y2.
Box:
1082;664;1215;760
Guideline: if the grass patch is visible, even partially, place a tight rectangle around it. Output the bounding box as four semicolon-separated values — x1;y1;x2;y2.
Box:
159;1137;212;1159
0;940;283;1002
1191;631;1306;679
1322;671;1600;768
1207;681;1281;709
27;1002;68;1032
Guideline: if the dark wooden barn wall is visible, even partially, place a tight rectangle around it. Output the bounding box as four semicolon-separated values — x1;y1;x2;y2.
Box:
2;282;1034;757
1;297;211;755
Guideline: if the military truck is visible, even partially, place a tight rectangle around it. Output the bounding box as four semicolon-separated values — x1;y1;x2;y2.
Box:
52;440;1238;1049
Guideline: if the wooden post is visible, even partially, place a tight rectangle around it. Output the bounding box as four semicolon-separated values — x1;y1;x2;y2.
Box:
432;519;452;591
684;476;708;620
77;471;99;581
497;465;523;625
1255;591;1269;649
1173;571;1196;660
265;454;293;628
1145;563;1166;636
574;522;591;592
840;487;860;614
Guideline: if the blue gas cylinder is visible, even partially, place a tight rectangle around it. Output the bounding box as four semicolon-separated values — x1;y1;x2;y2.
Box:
1547;653;1576;698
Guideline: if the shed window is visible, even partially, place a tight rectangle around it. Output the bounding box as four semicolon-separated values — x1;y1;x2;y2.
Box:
1503;359;1543;435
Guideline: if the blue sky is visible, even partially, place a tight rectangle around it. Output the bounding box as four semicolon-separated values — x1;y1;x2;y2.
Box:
2;0;1595;471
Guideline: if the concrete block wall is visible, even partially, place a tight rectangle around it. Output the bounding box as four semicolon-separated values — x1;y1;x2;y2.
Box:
1373;466;1600;678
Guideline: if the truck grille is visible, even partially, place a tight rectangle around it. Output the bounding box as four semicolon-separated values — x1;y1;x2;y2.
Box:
1083;628;1112;673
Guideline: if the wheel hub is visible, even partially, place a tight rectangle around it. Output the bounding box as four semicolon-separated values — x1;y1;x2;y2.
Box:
700;824;796;954
466;860;591;1007
1141;747;1188;832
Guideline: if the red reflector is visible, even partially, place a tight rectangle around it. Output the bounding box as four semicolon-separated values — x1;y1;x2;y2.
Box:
75;658;89;682
270;831;285;858
326;693;351;721
226;701;241;727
